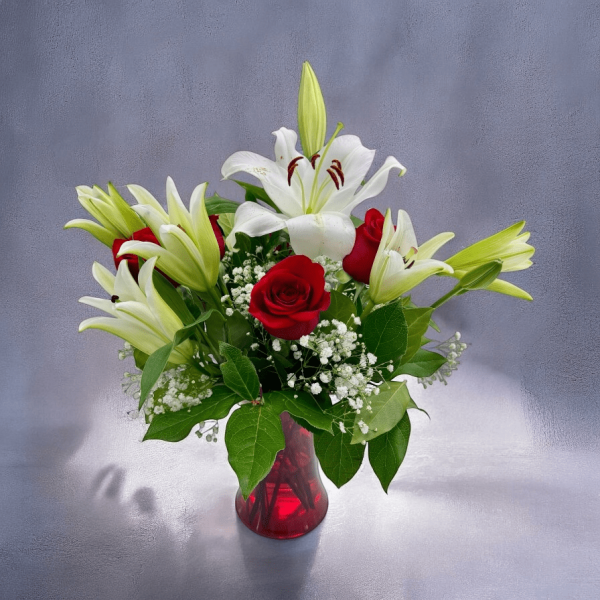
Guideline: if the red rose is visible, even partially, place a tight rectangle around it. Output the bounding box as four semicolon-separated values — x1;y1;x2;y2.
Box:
112;227;161;280
210;215;226;259
342;208;387;284
249;255;331;340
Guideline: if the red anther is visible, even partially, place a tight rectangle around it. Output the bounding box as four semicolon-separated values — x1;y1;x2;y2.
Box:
405;260;415;269
331;159;342;169
310;154;320;169
111;295;119;303
287;156;304;185
326;168;340;190
330;164;345;186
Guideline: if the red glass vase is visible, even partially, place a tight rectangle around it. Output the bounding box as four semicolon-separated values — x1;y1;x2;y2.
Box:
235;412;328;539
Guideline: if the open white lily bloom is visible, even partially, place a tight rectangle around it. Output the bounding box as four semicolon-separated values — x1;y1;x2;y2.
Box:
445;221;535;300
64;183;145;247
117;177;220;293
221;126;406;261
369;209;454;304
79;258;195;364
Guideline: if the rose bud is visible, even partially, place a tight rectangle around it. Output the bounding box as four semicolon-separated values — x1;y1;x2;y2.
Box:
342;208;387;284
249;255;331;340
209;215;226;259
112;227;161;280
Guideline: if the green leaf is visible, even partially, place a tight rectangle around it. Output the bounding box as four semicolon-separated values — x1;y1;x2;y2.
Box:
265;390;333;433
401;307;433;364
393;349;447;378
206;310;227;344
351;380;411;444
133;348;148;370
361;302;408;364
321;290;357;326
219;342;260;401
225;403;285;499
368;412;411;493
350;215;363;228
204;194;240;215
227;311;252;349
232;180;280;212
408;396;430;418
139;310;215;407
314;404;365;488
143;387;240;442
152;271;195;325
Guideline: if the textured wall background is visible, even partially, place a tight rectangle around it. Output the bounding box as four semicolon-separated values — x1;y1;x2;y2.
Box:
2;1;600;597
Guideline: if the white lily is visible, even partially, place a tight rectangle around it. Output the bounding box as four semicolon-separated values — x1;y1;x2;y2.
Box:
369;209;455;305
79;258;195;364
64;183;145;247
221;126;406;261
117;177;220;293
445;221;535;300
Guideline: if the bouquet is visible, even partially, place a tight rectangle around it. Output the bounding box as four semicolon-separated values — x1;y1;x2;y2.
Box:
66;62;534;536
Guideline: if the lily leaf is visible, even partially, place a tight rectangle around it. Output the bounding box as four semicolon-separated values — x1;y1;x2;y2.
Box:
393;349;446;378
351;380;411;444
232;180;280;212
401;307;433;364
204;194;240;215
225;404;285;499
361;301;408;365
219;342;260;401
321;290;357;327
264;390;333;433
314;404;365;488
368;412;411;493
143;387;240;442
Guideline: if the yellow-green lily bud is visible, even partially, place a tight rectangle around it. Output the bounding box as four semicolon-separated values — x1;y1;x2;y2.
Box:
458;260;503;291
297;61;327;159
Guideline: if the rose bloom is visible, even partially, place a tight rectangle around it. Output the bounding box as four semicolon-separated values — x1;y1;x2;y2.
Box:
249;255;330;340
342;208;387;283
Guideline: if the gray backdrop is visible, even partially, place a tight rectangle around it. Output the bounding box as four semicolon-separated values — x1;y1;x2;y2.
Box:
2;1;599;598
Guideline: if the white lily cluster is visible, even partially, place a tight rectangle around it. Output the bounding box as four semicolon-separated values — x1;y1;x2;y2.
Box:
79;257;195;364
222;126;405;262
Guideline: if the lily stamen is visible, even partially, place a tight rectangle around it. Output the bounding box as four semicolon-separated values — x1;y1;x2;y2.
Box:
330;162;345;186
310;154;320;169
287;156;304;186
326;168;340;190
111;295;119;303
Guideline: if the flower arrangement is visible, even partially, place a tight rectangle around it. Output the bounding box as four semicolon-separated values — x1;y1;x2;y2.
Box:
66;63;534;532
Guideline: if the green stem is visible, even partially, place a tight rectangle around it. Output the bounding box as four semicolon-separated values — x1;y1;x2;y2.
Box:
430;285;462;309
361;297;376;319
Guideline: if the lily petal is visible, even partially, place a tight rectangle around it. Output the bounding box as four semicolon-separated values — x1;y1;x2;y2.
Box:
131;204;170;237
127;184;169;220
286;212;356;261
92;262;116;296
221;151;303;217
226;203;287;250
416;232;455;260
273;127;303;167
342;156;406;214
64;219;116;247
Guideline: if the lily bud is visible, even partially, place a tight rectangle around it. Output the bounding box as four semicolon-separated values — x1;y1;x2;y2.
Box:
297;61;326;159
458;260;503;291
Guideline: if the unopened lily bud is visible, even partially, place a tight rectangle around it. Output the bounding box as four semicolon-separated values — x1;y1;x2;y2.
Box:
458;260;503;291
297;61;326;159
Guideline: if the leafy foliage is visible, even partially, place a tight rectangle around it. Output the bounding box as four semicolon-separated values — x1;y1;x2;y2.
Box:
219;342;260;401
314;404;365;488
265;390;333;433
143;387;240;442
368;412;411;493
360;301;408;364
225;403;285;499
